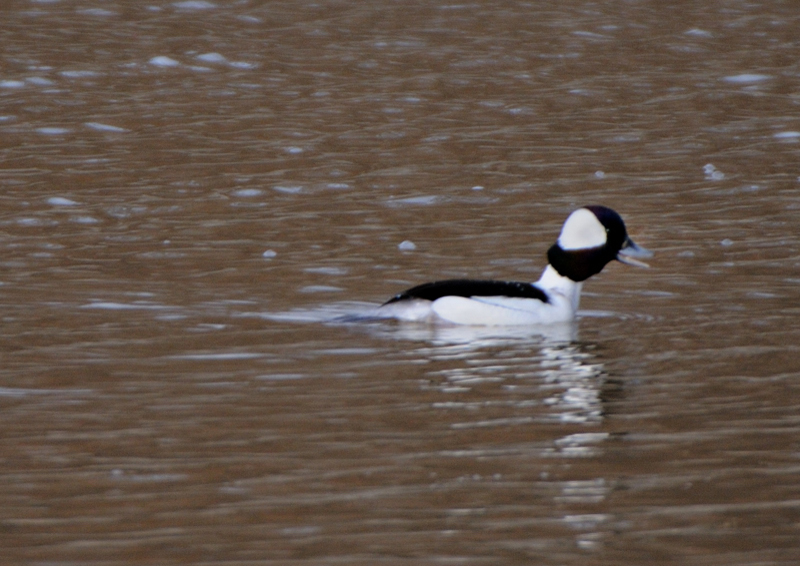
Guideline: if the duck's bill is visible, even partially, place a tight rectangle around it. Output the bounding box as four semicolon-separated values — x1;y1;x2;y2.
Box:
617;237;653;268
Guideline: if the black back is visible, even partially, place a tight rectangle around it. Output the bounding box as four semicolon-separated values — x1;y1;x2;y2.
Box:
383;279;549;305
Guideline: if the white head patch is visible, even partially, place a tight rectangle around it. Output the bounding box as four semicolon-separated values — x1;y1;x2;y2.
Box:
557;208;607;250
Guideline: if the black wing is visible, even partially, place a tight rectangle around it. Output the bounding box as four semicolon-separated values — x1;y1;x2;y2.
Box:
383;279;549;305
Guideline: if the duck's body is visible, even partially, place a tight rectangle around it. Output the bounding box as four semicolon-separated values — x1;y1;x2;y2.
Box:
378;206;651;326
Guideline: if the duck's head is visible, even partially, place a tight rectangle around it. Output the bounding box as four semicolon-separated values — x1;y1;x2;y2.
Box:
546;205;652;282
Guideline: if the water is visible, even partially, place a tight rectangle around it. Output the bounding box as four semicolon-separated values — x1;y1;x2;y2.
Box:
2;1;800;564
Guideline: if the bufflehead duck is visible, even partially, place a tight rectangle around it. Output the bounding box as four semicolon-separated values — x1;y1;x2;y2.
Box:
378;206;652;325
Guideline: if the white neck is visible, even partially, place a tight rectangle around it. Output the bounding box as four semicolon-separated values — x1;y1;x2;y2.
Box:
536;265;583;313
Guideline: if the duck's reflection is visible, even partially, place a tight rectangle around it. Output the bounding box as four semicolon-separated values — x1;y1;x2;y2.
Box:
382;320;608;427
382;320;617;552
379;319;619;552
261;300;616;428
260;301;619;551
539;342;605;424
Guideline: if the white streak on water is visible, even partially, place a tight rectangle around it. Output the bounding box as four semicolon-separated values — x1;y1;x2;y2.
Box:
722;73;771;84
170;352;265;360
37;127;70;135
233;188;263;197
81;302;172;310
173;1;216;10
60;70;100;78
27;77;54;86
48;197;79;206
85;122;128;132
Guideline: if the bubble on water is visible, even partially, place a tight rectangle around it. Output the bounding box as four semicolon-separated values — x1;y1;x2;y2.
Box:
262;250;277;259
703;163;724;180
149;56;181;67
196;52;227;63
594;170;605;179
720;238;734;247
398;240;417;251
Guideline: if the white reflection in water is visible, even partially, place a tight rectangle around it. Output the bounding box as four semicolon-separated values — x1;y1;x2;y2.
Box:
421;336;605;426
556;478;609;504
257;301;610;425
553;432;610;457
540;344;605;424
386;321;577;345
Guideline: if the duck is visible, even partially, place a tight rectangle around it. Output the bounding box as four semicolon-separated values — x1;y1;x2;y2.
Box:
377;205;652;325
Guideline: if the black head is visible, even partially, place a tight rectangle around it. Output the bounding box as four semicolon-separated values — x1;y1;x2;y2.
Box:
547;206;650;282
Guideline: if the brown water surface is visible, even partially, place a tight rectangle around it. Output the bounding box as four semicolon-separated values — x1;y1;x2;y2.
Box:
2;1;800;564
